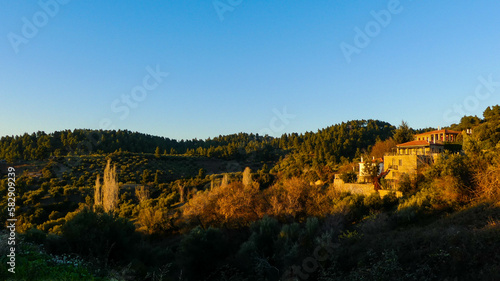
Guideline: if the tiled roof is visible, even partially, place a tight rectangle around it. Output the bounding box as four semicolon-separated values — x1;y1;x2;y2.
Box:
397;140;433;147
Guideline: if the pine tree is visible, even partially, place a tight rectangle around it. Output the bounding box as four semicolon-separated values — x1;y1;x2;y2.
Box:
393;121;414;144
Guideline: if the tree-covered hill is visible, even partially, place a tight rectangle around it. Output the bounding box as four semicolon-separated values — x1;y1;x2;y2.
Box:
455;105;500;148
0;119;394;165
2;106;500;280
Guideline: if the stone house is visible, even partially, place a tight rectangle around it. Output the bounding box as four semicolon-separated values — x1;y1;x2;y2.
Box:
383;128;466;184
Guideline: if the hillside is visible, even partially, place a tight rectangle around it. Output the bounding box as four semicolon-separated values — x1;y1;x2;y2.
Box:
0;119;394;164
0;106;499;280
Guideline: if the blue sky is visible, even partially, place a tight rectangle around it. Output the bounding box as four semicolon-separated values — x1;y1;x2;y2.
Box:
1;0;500;140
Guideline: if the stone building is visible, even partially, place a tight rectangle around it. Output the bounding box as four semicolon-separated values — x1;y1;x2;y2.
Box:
383;128;467;184
384;140;440;182
414;129;461;143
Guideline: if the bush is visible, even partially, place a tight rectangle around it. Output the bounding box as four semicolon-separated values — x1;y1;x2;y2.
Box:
60;208;139;264
335;193;368;223
44;233;69;255
238;216;281;261
340;171;357;183
177;226;231;280
363;192;383;211
398;173;414;194
474;164;500;201
24;228;47;244
347;249;405;281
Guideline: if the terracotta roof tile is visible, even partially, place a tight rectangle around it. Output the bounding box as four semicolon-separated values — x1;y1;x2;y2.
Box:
397;140;432;147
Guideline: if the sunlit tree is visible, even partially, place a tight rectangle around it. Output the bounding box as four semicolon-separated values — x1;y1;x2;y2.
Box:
94;159;119;212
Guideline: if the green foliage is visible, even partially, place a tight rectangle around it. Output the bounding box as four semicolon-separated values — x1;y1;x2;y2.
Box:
381;192;399;210
450;115;481;131
0;242;96;281
398;173;414;193
237;216;330;280
197;168;206;179
177;226;231;280
362;157;381;180
363;192;383;210
0;120;394;165
393;121;414;144
425;152;474;203
340;171;357;183
24;228;47;244
255;168;274;189
0;129;279;162
483;105;500;120
59;208;139;264
42;165;56;179
141;169;151;185
338;229;363;241
239;216;281;259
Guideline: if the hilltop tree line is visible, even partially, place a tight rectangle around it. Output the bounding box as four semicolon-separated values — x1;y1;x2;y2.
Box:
449;105;500;149
2;106;498;165
0;119;395;165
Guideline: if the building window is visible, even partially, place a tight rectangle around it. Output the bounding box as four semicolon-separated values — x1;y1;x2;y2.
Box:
399;159;403;166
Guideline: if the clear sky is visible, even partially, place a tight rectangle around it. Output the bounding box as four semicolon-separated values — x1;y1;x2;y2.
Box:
1;0;500;140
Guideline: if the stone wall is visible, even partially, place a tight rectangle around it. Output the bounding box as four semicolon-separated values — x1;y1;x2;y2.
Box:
333;178;402;198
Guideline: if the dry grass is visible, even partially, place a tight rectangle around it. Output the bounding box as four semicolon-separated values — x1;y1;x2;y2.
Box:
474;165;500;201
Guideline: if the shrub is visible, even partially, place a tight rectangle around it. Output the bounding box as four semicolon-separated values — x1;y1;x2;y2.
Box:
398;173;414;194
24;228;47;244
474;164;500;201
137;207;166;234
177;226;231;280
340;171;357;183
334;193;368;223
347;249;405;281
60;208;139;264
238;216;281;259
44;233;69;255
237;216;287;279
363;192;383;211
